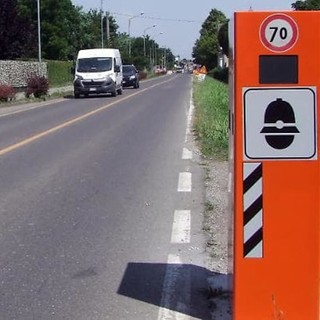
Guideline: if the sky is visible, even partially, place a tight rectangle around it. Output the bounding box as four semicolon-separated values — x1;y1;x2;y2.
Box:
72;0;295;59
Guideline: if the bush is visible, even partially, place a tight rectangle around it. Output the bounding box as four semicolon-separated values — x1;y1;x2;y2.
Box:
139;71;148;80
25;74;49;98
209;67;229;84
156;70;167;76
0;84;16;102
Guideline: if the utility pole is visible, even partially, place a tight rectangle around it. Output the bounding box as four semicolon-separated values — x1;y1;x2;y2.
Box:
143;24;156;57
106;12;110;47
37;0;41;63
100;0;104;48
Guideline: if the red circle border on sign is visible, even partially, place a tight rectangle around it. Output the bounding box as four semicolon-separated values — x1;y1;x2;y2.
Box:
259;14;299;52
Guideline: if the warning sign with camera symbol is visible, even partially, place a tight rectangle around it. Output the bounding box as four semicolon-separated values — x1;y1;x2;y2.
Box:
243;87;317;160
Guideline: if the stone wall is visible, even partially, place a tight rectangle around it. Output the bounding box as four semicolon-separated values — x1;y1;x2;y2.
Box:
0;61;48;88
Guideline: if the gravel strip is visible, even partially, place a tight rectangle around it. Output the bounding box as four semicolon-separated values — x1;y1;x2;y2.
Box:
203;158;232;320
188;129;231;319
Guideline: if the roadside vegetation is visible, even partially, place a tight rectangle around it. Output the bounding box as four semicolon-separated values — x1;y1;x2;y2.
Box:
47;60;74;87
193;76;228;160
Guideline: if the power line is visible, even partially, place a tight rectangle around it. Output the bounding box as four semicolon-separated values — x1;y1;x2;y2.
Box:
110;12;202;24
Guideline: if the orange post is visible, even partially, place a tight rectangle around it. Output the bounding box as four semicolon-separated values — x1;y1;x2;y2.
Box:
230;11;320;319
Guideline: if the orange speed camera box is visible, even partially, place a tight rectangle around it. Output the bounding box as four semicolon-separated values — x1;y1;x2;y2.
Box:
230;11;320;319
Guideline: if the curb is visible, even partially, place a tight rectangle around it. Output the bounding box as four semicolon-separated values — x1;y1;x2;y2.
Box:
14;85;73;101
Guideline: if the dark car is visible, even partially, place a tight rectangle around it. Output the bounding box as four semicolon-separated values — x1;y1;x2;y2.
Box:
122;65;140;89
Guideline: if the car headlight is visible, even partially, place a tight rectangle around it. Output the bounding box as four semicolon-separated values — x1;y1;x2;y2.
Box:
74;75;83;86
105;76;113;85
129;75;136;80
75;75;83;81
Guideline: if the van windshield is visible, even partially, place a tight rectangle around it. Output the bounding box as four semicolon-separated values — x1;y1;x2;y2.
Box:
77;57;112;72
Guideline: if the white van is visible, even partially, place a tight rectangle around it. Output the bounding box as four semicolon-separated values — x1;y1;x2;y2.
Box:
73;48;123;98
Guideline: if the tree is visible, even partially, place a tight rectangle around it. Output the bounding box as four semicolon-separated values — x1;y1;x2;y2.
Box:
104;14;119;49
292;0;320;10
18;0;80;60
18;1;120;61
165;49;175;69
113;32;129;63
217;21;229;56
0;0;36;59
18;0;94;60
128;37;146;69
192;9;227;70
78;9;104;50
193;35;217;70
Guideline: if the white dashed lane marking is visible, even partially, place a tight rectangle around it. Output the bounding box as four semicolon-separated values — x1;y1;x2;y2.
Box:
185;91;195;142
182;148;193;160
177;172;192;192
171;210;191;244
158;87;195;320
157;254;191;320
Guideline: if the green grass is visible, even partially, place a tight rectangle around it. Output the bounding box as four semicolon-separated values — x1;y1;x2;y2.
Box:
47;60;74;87
193;76;229;160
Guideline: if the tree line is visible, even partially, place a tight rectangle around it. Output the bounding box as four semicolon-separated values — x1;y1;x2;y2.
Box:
0;0;317;71
0;0;176;70
192;0;320;71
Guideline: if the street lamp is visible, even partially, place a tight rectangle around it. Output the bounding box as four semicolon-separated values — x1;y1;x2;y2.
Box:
37;0;41;63
143;24;156;57
128;12;144;56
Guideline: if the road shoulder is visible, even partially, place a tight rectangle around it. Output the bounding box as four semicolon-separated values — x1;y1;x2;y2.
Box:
203;158;232;319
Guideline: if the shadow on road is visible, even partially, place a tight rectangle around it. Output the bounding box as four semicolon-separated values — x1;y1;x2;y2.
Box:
63;93;115;99
117;262;230;320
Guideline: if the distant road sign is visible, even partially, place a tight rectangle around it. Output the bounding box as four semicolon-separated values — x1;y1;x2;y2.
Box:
259;14;298;52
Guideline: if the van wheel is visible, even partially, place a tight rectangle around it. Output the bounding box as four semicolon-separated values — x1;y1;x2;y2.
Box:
117;86;123;95
111;89;117;97
74;92;80;99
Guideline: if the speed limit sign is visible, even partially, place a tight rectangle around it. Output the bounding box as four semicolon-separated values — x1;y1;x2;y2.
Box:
259;14;299;52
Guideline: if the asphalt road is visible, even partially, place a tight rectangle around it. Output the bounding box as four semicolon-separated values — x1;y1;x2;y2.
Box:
0;74;212;320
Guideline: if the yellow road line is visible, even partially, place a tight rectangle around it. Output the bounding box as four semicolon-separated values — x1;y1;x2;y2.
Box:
0;76;177;156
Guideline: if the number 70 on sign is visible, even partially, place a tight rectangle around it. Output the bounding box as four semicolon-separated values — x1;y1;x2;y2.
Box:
259;14;299;52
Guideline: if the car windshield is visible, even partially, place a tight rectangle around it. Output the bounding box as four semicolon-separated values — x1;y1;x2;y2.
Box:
123;66;135;74
77;57;112;73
